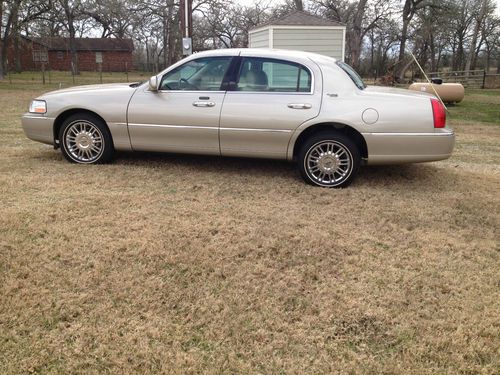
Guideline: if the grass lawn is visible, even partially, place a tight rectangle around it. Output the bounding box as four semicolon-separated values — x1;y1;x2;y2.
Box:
0;80;499;374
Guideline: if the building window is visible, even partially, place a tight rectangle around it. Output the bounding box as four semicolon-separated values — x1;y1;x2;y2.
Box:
95;52;103;63
32;50;48;63
57;51;64;59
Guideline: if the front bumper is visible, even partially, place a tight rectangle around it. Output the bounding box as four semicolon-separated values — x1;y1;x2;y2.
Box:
21;114;55;146
363;128;455;165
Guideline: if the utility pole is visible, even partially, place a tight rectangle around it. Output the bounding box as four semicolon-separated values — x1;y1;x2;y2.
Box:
0;0;4;80
180;0;193;55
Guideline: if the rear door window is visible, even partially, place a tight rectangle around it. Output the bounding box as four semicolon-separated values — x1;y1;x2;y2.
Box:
236;57;312;93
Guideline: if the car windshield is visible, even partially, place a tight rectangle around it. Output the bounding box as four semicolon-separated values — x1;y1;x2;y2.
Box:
337;61;366;90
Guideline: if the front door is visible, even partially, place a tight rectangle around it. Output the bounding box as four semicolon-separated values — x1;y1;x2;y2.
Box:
220;56;322;159
127;56;234;154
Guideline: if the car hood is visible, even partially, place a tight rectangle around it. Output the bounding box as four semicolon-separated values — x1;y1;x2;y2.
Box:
364;85;435;99
39;82;140;98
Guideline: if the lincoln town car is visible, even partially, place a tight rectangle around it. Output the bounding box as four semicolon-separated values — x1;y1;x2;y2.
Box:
22;49;455;187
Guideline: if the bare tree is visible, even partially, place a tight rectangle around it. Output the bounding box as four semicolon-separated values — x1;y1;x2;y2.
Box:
57;0;81;74
480;13;500;71
465;0;490;72
314;0;392;69
396;0;429;80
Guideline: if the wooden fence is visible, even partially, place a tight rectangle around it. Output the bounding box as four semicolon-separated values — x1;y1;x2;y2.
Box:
427;69;493;89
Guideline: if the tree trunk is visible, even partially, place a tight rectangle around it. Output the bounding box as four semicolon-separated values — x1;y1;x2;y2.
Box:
369;29;375;77
167;0;176;65
397;19;410;80
429;33;437;72
62;0;79;75
161;6;169;69
465;0;487;73
145;40;150;72
349;0;368;70
14;33;21;72
397;0;416;81
1;0;19;78
293;0;303;11
11;2;21;73
484;41;491;72
68;22;78;75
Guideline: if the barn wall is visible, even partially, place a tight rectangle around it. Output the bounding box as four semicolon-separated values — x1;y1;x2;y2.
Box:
248;29;270;48
49;51;134;71
6;38;134;72
6;39;42;71
272;28;344;60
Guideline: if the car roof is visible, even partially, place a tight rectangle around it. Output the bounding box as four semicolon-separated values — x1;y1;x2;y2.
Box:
191;48;338;63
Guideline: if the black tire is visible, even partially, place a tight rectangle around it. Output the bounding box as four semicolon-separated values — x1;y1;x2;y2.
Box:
298;131;360;188
59;113;114;164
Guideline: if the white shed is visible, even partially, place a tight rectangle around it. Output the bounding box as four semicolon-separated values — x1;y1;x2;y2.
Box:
248;11;346;61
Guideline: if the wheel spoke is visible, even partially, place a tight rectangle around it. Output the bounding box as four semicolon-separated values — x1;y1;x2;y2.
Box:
335;149;346;158
310;165;320;173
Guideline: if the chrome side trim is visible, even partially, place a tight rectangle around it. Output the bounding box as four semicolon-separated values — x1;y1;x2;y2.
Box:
128;123;292;133
108;122;127;126
22;115;54;121
156;90;226;94
128;123;219;131
222;127;292;133
363;132;454;137
226;91;314;96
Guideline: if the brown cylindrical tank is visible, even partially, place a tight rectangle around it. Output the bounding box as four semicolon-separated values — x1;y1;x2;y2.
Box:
408;82;465;103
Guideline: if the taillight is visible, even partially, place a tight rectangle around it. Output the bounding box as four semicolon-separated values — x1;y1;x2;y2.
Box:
431;98;446;128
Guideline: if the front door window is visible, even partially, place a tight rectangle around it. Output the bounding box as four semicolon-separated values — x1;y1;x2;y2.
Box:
159;57;232;91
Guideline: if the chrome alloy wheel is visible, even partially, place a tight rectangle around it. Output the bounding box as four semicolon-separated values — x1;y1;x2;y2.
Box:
305;140;353;186
64;120;104;163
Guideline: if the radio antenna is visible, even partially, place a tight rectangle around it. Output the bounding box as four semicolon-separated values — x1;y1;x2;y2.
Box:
409;51;448;112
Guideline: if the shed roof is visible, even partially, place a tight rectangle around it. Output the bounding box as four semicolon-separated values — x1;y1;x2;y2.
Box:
23;36;134;52
251;10;344;30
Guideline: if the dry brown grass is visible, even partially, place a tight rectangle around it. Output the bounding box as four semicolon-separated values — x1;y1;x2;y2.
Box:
0;85;499;374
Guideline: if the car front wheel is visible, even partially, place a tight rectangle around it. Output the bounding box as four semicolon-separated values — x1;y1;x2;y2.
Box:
298;131;360;188
59;113;114;164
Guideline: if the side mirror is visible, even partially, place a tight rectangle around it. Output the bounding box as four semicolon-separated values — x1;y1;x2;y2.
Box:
148;76;159;91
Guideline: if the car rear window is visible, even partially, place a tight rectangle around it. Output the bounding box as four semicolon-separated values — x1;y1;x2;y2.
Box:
337;61;366;90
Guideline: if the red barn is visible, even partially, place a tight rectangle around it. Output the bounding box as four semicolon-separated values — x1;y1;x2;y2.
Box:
8;36;134;72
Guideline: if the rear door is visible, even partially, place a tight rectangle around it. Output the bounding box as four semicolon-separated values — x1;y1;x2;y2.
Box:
219;55;322;159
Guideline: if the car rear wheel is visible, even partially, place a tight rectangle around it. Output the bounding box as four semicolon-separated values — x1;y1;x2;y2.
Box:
59;113;114;164
298;131;360;188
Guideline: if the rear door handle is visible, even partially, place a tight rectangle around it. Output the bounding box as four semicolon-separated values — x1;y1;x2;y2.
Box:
287;103;312;109
193;101;216;107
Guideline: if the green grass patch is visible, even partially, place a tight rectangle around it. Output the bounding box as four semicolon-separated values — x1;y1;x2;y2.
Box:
447;89;500;124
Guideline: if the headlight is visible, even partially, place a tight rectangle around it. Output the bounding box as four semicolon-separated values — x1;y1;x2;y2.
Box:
29;100;47;114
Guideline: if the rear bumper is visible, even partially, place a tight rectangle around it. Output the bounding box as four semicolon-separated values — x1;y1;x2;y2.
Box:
21;114;55;146
363;128;455;165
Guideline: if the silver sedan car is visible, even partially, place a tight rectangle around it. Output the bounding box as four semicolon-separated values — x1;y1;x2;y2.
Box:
22;48;454;187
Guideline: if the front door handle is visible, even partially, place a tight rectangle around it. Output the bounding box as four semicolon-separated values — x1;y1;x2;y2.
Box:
287;103;312;109
193;101;216;107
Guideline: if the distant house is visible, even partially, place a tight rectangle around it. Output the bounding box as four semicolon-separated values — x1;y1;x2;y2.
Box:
249;11;346;61
7;36;134;72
